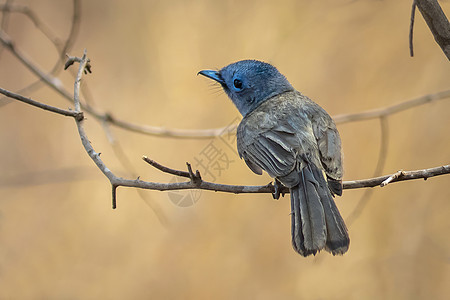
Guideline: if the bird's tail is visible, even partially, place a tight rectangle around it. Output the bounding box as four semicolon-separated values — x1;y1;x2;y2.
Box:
290;163;349;256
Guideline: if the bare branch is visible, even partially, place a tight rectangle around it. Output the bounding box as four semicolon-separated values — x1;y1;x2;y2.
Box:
380;170;404;187
60;0;81;60
0;86;83;120
107;89;450;138
343;165;450;189
105;113;234;139
143;156;193;179
410;0;417;57
333;89;450;123
111;156;450;197
70;50;116;185
123;163;450;195
414;0;450;60
104;88;450;138
0;0;14;60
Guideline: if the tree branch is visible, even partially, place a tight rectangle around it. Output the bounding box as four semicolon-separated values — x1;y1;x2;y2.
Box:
343;165;450;189
143;156;193;179
0;0;14;60
410;0;417;57
123;160;450;195
333;89;450;123
0;86;83;120
414;0;450;60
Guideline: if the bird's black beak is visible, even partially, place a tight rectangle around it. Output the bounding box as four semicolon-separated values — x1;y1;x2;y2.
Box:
198;70;225;85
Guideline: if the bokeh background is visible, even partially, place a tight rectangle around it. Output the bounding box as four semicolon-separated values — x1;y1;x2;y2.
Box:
0;0;449;299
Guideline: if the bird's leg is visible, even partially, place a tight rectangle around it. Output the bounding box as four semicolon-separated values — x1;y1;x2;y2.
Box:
272;178;285;200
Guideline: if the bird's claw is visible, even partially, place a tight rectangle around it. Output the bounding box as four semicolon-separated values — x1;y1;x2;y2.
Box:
272;179;284;200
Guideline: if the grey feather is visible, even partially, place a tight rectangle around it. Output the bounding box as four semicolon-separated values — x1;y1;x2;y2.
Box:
236;91;349;256
297;165;327;251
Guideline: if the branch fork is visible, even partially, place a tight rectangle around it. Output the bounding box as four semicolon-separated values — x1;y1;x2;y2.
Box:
380;170;404;187
64;53;92;74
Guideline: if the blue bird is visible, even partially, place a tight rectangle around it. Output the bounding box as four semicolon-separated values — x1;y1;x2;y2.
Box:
199;60;349;256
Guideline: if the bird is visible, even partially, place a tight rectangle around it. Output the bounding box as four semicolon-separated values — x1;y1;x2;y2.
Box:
198;60;349;256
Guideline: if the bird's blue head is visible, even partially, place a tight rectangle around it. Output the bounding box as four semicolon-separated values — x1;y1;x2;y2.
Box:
199;60;294;116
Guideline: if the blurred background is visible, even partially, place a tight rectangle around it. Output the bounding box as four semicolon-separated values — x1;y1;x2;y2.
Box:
0;0;449;299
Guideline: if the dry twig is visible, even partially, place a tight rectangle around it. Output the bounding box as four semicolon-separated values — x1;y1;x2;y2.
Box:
0;86;82;119
410;0;417;57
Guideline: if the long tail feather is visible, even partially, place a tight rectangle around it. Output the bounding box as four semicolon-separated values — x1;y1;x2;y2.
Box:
290;163;349;256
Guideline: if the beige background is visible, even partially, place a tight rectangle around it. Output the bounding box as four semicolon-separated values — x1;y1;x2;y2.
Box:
0;0;449;299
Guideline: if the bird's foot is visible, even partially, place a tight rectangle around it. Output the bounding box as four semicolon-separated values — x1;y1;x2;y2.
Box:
272;178;284;200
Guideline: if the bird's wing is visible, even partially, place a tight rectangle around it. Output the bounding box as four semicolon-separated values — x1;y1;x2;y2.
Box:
308;101;343;195
313;123;342;175
237;115;302;187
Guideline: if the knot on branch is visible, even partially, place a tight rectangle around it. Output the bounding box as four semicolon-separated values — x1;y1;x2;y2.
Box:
103;112;114;123
75;111;85;122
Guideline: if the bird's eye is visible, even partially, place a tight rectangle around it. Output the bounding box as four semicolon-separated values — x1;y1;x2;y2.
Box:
233;79;243;90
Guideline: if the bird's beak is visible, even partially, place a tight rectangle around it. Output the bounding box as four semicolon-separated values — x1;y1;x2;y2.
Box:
197;70;225;85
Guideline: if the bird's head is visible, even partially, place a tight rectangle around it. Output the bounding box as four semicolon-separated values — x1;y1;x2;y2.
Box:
198;60;294;116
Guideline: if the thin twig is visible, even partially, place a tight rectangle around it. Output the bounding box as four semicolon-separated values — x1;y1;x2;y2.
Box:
0;86;83;120
410;0;417;57
143;156;191;178
105;89;450;137
70;50;118;208
343;165;450;189
0;0;14;60
333;89;450;124
60;0;81;62
118;163;450;194
86;162;450;195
